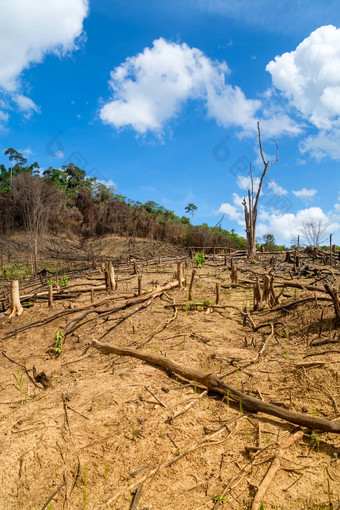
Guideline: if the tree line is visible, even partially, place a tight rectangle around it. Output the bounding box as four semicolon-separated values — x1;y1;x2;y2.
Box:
0;148;250;272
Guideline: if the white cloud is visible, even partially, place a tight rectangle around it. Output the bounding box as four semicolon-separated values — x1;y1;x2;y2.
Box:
0;0;88;124
292;188;317;200
257;207;338;241
54;150;64;159
0;0;89;92
267;25;340;129
237;175;260;190
100;38;262;134
0;111;9;123
266;25;340;160
13;94;40;118
97;178;117;191
268;180;288;196
299;128;340;160
217;202;243;223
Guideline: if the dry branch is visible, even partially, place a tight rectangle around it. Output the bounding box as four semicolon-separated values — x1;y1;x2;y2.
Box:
92;339;340;433
251;430;304;510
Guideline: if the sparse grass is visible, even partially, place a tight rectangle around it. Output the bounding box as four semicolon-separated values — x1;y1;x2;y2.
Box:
82;467;89;509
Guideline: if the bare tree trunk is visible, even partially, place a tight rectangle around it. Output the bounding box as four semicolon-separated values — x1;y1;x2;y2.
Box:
242;122;278;259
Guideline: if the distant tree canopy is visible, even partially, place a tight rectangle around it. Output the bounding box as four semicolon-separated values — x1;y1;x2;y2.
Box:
0;148;248;250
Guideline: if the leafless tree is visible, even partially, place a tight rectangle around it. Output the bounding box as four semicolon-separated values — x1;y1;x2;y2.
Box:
13;173;62;275
300;218;329;247
242;122;278;258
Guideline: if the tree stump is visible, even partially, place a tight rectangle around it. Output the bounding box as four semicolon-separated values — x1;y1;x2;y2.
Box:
8;280;23;318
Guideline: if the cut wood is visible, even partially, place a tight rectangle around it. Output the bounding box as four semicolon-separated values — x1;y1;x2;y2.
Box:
92;339;340;433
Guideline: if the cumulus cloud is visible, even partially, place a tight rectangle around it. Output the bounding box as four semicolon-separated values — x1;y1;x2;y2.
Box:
267;25;340;129
257;207;338;241
217;202;243;223
0;0;88;125
267;25;340;159
292;188;317;200
100;38;263;134
0;0;89;92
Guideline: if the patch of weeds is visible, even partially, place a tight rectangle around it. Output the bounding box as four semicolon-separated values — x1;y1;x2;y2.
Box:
47;279;55;286
60;275;69;287
203;298;211;307
195;252;205;268
213;494;226;505
54;329;65;355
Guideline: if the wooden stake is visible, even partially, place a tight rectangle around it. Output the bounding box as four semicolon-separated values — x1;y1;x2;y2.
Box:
48;285;53;308
330;234;333;267
188;269;196;301
215;283;220;305
177;261;183;290
138;275;142;297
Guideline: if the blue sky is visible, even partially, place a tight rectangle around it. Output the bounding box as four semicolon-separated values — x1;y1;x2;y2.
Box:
0;0;340;244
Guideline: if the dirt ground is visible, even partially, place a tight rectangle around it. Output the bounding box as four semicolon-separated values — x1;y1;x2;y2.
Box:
0;249;339;510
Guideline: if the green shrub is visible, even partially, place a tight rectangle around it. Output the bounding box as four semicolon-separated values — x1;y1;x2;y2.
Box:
195;252;205;268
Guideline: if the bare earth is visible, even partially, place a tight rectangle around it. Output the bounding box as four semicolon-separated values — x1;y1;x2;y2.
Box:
0;246;339;510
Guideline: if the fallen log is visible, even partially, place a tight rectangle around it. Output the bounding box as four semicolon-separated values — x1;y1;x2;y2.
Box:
92;339;340;433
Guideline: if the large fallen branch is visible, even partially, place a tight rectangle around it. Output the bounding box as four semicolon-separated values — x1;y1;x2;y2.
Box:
92;339;340;433
4;280;183;339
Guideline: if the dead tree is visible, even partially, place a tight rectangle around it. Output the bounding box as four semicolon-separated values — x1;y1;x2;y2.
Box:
242;122;278;258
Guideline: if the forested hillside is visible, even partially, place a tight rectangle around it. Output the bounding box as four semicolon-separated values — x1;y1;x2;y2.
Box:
0;148;247;249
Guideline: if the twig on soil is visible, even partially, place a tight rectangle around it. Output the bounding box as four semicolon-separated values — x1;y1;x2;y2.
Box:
251;430;304;510
40;479;67;510
166;389;208;423
130;483;143;510
103;426;228;507
144;386;167;408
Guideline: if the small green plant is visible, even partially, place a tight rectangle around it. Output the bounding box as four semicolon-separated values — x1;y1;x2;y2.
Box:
47;279;55;286
13;371;31;404
54;329;65;355
195;252;205;268
203;298;211;307
60;275;69;287
105;460;109;480
131;425;137;441
82;467;88;509
260;505;265;510
310;430;320;452
213;494;226;505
